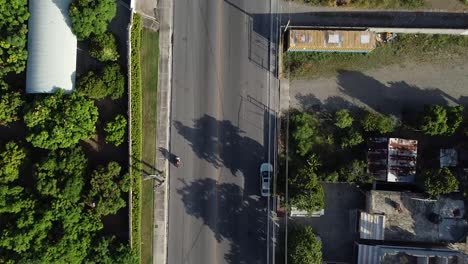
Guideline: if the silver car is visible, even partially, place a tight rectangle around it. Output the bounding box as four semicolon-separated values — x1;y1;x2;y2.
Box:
260;163;273;197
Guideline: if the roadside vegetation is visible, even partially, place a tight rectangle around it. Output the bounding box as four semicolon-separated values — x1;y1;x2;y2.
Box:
0;0;136;262
140;28;160;264
290;0;424;8
284;34;468;79
287;226;322;264
282;104;465;215
130;13;143;259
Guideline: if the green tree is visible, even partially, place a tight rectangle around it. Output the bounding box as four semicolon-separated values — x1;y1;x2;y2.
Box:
87;162;130;216
86;236;138;264
90;32;120;62
423;167;459;198
35;146;87;203
0;0;29;76
69;0;117;40
24;90;98;150
334;109;353;128
0;142;26;183
0;83;24;126
78;63;125;100
340;128;363;149
419;105;448;135
288;226;322;264
361;111;395;134
446;105;464;135
290;112;319;156
289;155;325;214
338;159;372;183
104;115;127;146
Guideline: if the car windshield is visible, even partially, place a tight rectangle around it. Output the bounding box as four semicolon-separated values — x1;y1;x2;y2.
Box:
262;171;270;177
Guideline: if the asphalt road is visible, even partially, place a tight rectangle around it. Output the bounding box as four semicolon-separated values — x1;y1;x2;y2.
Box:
168;0;279;263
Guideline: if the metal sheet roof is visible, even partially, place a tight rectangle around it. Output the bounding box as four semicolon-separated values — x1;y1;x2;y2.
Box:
26;0;77;93
359;212;385;240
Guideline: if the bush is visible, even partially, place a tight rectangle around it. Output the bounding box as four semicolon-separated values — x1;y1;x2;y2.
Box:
361;111;395;134
334;109;353;129
129;14;143;256
423;168;459;198
104;115;127;146
90;32;119;62
69;0;117;40
78;63;125;100
288;226;322;264
24;90;98;150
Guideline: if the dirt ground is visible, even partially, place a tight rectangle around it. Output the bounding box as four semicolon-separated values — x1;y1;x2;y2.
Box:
290;59;468;116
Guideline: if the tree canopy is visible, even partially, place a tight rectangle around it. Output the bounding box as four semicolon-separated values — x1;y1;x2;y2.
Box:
290;112;332;157
334;109;353;129
0;81;24;126
340;128;363;149
419;105;464;136
288;226;322;264
361;110;395;134
87;162;130;216
0;0;29;76
78;63;125;100
288;155;325;215
90;32;120;62
24;90;98;150
423;167;459;198
104;114;127;146
69;0;117;40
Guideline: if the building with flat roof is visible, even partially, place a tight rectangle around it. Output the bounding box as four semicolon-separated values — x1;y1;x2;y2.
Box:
365;190;467;244
26;0;77;93
367;138;418;183
287;29;377;53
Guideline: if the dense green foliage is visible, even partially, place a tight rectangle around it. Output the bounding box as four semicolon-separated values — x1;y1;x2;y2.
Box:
423;168;459;198
284;34;468;79
69;0;117;40
340;128;363;149
419;105;464;136
290;112;332;157
288;155;325;214
288;226;322;264
334;109;353;129
0;0;29;76
0;82;24;126
24;90;98;150
0;144;135;262
78;63;125;100
361;111;395;134
87;162;130;216
130;14;143;256
105;114;127;146
90;32;120;62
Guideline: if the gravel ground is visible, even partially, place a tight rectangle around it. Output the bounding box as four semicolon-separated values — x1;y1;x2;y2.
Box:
290;59;468;116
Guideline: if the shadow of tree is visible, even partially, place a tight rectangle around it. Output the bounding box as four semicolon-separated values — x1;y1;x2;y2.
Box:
176;178;267;263
174;114;265;178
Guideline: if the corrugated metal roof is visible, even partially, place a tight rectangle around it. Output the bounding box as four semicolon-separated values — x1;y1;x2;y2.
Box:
359;212;385;240
26;0;77;93
357;244;379;264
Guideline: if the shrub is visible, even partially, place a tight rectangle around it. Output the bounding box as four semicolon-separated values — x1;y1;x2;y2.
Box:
419;105;463;136
340;128;363;149
0;84;24;126
288;226;322;264
104;115;127;146
90;32;119;62
290;112;320;156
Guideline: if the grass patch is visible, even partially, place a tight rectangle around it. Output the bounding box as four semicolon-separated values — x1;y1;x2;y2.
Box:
291;0;424;9
130;13;143;260
140;29;159;264
284;34;468;79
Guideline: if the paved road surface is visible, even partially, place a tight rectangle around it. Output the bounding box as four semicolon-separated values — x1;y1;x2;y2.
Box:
168;0;279;263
